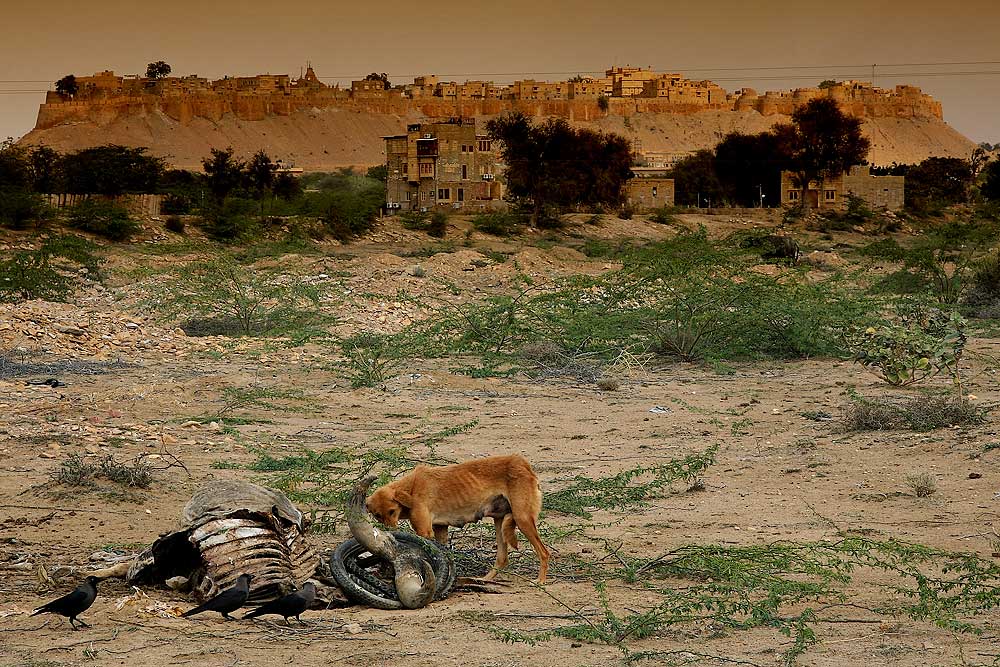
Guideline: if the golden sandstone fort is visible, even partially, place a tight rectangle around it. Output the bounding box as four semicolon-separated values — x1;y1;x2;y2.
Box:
35;66;945;128
22;65;974;170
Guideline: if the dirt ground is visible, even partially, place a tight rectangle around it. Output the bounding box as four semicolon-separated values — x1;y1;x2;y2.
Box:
1;213;998;667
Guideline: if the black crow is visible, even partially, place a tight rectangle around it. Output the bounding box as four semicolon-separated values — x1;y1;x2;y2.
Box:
31;576;99;630
181;574;253;620
242;582;316;624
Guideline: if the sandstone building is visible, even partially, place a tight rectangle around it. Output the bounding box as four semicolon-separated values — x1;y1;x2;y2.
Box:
626;168;676;211
780;166;904;211
383;118;502;211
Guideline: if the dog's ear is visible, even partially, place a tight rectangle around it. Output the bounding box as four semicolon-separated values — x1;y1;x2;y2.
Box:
393;490;415;509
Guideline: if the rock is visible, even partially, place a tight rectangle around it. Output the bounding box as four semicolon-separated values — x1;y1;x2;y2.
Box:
800;250;846;270
165;576;190;591
968;472;982;479
405;264;425;277
55;325;86;336
342;622;363;634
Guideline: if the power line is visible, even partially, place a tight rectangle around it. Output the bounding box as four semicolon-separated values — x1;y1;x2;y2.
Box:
2;60;1000;84
3;70;999;93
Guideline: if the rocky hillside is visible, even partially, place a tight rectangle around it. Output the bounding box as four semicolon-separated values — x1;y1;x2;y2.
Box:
19;105;975;171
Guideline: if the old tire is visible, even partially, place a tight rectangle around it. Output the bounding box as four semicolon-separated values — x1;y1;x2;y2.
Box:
330;531;456;609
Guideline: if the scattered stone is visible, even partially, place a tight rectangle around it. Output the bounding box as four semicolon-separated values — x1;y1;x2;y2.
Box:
342;622;363;634
405;264;425;277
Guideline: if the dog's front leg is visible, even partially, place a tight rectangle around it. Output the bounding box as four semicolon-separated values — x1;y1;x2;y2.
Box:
407;506;435;539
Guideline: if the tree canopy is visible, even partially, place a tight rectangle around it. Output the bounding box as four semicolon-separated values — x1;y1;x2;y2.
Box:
787;97;870;206
55;75;78;97
364;73;391;90
712;125;796;207
146;61;172;80
904;157;973;213
982;160;1000;203
202;148;246;201
486;111;632;224
670;150;725;207
61;145;165;196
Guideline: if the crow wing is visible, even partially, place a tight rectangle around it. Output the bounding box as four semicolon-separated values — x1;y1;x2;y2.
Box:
32;587;88;616
181;586;248;617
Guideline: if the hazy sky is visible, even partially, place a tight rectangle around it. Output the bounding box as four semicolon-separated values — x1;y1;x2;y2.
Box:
2;0;998;143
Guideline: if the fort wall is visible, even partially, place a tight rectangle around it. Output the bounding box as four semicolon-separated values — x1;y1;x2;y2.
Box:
33;72;945;132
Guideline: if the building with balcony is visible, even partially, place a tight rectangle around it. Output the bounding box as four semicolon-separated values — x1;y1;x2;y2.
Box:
384;118;502;211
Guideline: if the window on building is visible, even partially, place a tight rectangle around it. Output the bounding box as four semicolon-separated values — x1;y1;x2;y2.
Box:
789;190;799;201
419;161;434;177
402;163;408;174
405;191;411;201
458;188;464;202
437;188;450;200
462;164;467;179
652;186;658;197
477;140;491;152
825;190;836;201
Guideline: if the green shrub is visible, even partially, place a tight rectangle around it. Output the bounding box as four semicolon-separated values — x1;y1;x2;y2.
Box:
160;193;191;215
471;211;526;236
618;205;634;220
782;203;806;225
0;187;50;229
399;210;428;230
963;251;1000;318
199;197;260;241
164;215;185;234
400;210;448;238
154;255;326;337
428;211;448;238
648;207;679;225
339;332;409;388
843;193;874;224
846;306;965;386
0;235;101;303
412;231;873;365
68;198;138;240
0;251;70;302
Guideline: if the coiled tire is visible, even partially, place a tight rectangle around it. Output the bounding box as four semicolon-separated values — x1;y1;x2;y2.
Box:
330;531;457;609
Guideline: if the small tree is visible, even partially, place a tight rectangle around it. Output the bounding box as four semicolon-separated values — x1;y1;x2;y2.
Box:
364;72;391;90
273;171;302;201
670;150;725;207
202;147;245;201
158;256;322;336
29;146;63;194
366;164;388;182
597;95;610;112
55;75;78;98
61;145;164;197
980;160;1000;202
246;150;276;204
146;61;172;80
486;112;631;226
818;79;837;89
0;138;32;188
905;157;973;214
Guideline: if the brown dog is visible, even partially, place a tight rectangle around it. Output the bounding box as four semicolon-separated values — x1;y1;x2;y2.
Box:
366;454;550;583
